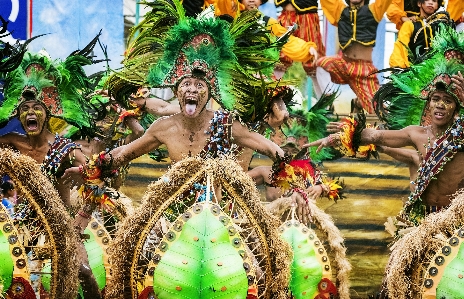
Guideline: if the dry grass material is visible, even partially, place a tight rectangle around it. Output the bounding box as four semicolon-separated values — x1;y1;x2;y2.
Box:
0;148;79;299
384;190;464;298
107;157;291;299
307;198;352;299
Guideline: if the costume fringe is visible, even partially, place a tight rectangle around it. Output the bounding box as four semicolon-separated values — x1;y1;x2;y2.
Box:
0;148;80;299
384;190;464;298
306;198;351;299
107;157;291;299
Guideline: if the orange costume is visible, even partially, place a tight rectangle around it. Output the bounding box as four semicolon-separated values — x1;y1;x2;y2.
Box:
316;0;391;114
275;0;325;75
387;0;464;30
215;0;317;64
389;11;453;68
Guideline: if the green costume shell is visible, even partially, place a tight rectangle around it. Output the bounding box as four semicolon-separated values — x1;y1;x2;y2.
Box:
422;226;464;298
280;219;337;299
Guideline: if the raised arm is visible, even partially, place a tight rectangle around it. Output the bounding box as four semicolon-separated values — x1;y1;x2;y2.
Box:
369;0;394;22
232;121;284;160
267;18;317;63
304;126;416;153
133;97;180;117
389;21;414;68
319;0;346;26
109;122;163;169
386;0;407;29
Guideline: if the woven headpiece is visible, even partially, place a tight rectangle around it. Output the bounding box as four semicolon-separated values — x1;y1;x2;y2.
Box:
107;0;288;118
390;54;464;106
0;35;101;136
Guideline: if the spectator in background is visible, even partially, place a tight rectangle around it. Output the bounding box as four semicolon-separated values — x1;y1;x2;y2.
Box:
1;180;16;216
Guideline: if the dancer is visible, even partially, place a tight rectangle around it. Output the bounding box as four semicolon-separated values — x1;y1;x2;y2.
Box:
62;3;335;298
238;0;319;80
0;47;104;298
306;55;464;227
387;0;464;30
389;0;453;68
274;0;325;97
316;0;392;113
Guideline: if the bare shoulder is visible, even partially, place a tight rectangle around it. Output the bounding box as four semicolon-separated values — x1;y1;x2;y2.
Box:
0;133;27;147
147;114;178;131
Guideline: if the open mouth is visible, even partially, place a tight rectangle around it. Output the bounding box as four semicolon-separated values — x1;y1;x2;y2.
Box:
26;118;39;131
185;98;198;116
434;111;445;119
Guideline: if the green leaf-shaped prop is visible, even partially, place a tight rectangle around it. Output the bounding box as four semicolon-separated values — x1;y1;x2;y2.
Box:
0;210;14;294
422;226;464;298
42;217;110;296
151;202;257;298
280;220;337;299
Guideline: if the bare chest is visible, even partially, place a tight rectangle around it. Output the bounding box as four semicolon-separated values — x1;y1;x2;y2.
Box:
14;142;49;164
161;127;210;162
423;153;464;205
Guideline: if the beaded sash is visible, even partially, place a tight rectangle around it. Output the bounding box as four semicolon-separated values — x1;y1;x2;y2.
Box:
404;116;464;223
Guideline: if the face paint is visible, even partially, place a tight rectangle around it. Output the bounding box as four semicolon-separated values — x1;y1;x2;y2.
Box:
429;91;457;127
177;77;209;118
18;101;47;136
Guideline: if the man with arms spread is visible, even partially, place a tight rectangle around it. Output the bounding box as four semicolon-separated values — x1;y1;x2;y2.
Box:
307;55;464;226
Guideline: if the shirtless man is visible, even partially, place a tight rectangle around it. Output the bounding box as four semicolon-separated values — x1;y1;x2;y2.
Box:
0;97;87;205
63;74;285;188
306;72;464;222
0;97;102;299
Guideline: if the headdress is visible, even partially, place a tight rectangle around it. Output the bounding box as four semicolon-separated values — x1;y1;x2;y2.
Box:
430;23;464;63
0;35;102;137
374;55;464;129
107;0;289;120
0;16;38;74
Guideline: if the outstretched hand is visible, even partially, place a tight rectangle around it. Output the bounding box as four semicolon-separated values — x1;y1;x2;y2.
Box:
306;184;323;199
309;47;318;65
302;136;329;153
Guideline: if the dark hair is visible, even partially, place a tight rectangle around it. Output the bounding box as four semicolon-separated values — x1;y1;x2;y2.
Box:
238;0;269;3
412;0;444;8
1;181;14;193
345;0;370;5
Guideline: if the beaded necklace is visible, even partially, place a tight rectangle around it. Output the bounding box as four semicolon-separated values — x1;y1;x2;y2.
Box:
199;110;240;159
404;116;464;223
41;134;80;181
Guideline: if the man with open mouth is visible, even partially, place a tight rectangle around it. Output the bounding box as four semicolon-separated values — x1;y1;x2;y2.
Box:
0;48;104;299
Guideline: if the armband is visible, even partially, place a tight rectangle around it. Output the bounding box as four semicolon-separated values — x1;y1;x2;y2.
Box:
270;153;316;191
336;113;378;160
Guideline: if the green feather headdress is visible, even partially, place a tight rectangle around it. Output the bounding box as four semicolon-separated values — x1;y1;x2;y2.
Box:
147;14;236;109
374;54;464;129
430;23;464;63
0;36;101;136
107;0;285;116
390;54;464;104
